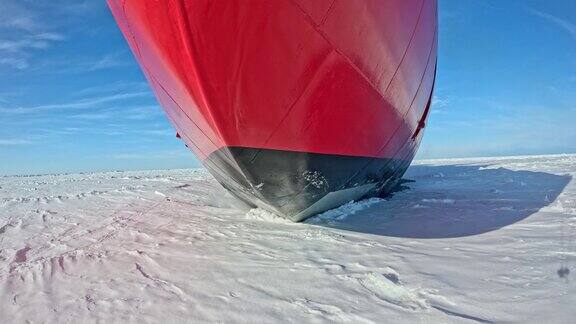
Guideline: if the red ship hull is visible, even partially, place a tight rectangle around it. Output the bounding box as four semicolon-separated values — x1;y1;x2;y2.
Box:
108;0;438;221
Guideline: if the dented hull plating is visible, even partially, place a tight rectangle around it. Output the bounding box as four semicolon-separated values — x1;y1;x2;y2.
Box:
108;0;438;221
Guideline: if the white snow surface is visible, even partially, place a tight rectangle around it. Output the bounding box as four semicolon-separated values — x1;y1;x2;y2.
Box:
1;154;575;323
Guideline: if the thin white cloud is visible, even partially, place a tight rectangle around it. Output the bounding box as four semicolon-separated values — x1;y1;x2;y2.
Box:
87;52;129;71
0;34;64;70
0;1;39;32
0;138;33;146
0;57;28;69
0;1;64;69
0;92;152;114
0;1;98;71
526;7;576;40
68;106;161;121
25;51;133;74
139;129;174;137
75;81;149;96
69;112;116;121
0;33;65;52
432;96;450;109
0;2;123;72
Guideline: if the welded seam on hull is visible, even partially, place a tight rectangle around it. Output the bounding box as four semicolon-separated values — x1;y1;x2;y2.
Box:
170;0;285;203
120;1;209;159
279;18;438;211
381;33;438;154
172;0;226;146
260;0;425;157
270;0;431;214
341;68;437;196
375;0;439;154
122;0;226;158
380;28;439;155
119;0;143;60
120;0;211;160
337;62;436;197
379;1;427;94
119;0;255;196
118;0;207;161
146;74;273;212
247;0;425;167
335;24;438;194
319;0;337;26
288;0;426;100
149;73;260;194
171;0;257;185
246;48;333;164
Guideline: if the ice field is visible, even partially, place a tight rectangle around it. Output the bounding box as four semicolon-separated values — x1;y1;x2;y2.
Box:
1;154;575;323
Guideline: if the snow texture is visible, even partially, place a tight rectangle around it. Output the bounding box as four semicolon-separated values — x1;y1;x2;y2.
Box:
1;154;575;323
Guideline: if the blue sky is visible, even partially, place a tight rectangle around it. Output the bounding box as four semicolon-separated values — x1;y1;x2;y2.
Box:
0;0;575;175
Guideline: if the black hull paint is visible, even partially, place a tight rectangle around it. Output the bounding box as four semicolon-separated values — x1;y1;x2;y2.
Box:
204;147;411;221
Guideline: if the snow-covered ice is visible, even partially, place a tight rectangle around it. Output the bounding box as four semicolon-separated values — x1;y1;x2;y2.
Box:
1;154;575;323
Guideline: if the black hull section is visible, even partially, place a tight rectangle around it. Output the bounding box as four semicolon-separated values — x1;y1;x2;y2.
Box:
204;147;411;221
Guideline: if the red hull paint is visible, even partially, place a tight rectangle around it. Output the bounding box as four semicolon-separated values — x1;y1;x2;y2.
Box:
108;0;438;220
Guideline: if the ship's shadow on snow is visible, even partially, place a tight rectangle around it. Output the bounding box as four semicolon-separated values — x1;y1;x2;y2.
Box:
310;164;571;238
